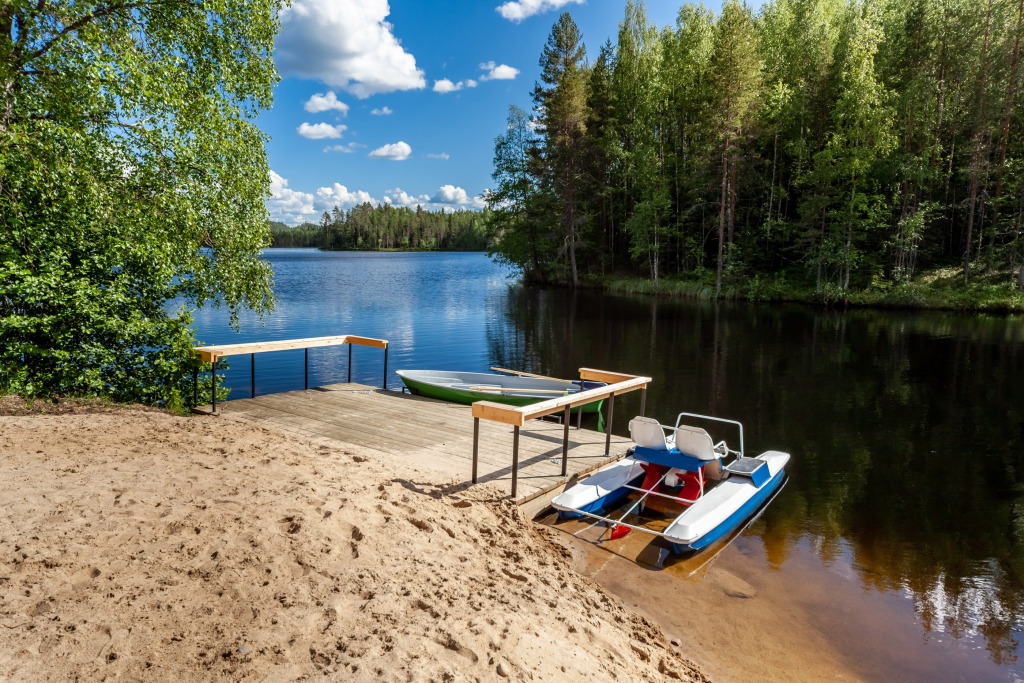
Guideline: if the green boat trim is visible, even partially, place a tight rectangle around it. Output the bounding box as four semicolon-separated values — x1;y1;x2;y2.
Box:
396;370;605;414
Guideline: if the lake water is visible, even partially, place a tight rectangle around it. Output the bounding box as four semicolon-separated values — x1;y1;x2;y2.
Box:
190;249;1024;680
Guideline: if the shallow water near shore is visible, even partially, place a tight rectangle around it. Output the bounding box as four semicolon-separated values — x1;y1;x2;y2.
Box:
189;249;1024;680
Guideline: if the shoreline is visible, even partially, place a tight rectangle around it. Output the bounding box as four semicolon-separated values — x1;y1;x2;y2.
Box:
0;404;707;681
263;248;1024;313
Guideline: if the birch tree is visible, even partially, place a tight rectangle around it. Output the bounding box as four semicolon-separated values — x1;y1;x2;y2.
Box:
1;0;281;403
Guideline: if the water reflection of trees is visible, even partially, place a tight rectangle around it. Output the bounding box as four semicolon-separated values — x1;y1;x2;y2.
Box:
487;288;1024;663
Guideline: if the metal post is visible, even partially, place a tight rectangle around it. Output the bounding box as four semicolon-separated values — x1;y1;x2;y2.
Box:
347;344;352;383
383;345;388;390
604;393;615;455
304;348;308;390
192;364;198;408
561;405;570;477
640;386;647;417
251;353;255;398
576;403;583;430
211;359;218;413
511;425;520;499
472;417;480;483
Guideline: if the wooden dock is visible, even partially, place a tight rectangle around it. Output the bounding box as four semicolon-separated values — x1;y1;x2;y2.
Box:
206;383;633;517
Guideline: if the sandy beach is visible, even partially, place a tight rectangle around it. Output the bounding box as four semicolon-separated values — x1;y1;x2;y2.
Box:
0;400;706;681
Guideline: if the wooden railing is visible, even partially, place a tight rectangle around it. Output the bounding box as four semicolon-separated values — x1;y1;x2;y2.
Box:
470;368;652;497
193;334;389;412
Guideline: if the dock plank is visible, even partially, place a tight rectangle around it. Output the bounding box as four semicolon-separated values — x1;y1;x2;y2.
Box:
205;383;634;509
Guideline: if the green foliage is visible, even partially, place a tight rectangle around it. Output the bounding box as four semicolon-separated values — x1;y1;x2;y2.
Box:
486;105;562;282
270;206;489;252
0;1;281;404
488;0;1024;306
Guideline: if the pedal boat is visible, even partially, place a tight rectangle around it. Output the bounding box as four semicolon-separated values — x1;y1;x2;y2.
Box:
551;413;790;554
395;369;607;413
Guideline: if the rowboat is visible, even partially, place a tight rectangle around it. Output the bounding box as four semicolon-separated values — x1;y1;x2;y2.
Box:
394;369;607;413
551;412;790;554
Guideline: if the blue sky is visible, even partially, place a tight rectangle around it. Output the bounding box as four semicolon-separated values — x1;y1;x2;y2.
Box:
264;0;695;225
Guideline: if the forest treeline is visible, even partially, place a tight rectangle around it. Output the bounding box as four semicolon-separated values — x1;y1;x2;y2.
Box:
486;0;1024;301
270;204;489;251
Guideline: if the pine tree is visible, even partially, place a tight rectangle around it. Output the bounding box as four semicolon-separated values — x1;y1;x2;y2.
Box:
709;0;762;295
534;12;590;287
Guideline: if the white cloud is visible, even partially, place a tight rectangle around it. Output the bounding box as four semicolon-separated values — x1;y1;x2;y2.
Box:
384;188;431;207
304;91;350;115
495;0;584;22
324;142;367;153
267;171;316;224
317;183;380;209
433;184;486;209
479;61;520;81
426;153;450;160
433;78;478;94
267;175;485;225
368;141;412;160
371;106;393;116
277;0;426;98
297;122;347;139
385;185;486;211
433;78;461;94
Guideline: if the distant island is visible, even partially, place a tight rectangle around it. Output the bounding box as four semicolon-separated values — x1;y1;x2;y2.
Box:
270;203;489;251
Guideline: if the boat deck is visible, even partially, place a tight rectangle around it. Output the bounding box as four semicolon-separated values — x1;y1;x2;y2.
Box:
202;382;633;515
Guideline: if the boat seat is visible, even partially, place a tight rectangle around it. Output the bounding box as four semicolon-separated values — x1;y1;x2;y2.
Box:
674;425;717;461
629;416;672;450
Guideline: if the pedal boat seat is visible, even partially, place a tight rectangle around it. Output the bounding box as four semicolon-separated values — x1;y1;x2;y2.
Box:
626;418;701;502
629;416;673;450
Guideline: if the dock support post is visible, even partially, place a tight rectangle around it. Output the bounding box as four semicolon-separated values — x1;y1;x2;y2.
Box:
640;386;647;417
211;360;218;413
383;345;388;390
472;418;480;483
251;353;255;398
511;425;520;499
605;393;615;455
576;403;582;430
562;405;570;477
348;344;352;383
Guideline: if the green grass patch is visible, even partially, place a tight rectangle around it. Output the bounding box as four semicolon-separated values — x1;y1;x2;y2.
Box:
598;268;1024;313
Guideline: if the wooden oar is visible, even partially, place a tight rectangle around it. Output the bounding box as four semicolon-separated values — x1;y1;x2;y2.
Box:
490;366;570;382
468;386;570;394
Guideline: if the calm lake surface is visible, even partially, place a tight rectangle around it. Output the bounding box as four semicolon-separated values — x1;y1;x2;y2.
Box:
190;249;1024;679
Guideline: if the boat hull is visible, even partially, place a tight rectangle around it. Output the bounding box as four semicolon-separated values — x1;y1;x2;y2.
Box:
396;370;605;414
665;467;787;553
551;450;790;554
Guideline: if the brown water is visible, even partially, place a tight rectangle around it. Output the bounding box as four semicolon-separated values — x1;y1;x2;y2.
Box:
541;507;1005;681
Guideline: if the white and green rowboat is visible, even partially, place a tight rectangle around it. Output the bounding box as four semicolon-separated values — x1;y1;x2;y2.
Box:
395;369;606;413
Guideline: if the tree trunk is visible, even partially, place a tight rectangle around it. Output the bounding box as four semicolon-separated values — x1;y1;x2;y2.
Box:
716;138;729;297
993;0;1023;276
567;175;578;288
727;149;737;258
816;209;825;295
964;0;993;284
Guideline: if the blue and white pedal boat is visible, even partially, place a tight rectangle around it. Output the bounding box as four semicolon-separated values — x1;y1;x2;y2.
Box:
551;412;790;554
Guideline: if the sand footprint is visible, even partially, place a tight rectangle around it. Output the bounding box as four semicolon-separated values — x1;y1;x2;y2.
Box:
432;631;480;663
76;624;111;664
277;515;303;534
69;566;102;592
350;525;363;559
